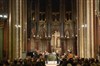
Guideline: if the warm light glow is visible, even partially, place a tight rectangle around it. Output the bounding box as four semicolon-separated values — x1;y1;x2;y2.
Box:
0;14;8;18
33;17;35;20
65;35;66;37
3;15;8;18
15;25;21;28
81;25;84;27
37;35;39;37
72;34;74;37
61;35;63;38
81;24;87;28
40;36;41;38
33;35;35;37
0;15;3;17
67;36;69;38
48;35;51;37
45;34;47;37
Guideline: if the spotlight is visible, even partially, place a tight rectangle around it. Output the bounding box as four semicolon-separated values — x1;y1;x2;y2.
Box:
0;15;3;17
3;15;8;18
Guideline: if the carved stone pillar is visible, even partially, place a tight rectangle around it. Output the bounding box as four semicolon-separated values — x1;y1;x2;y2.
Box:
77;0;84;58
60;0;65;54
4;21;9;59
9;0;19;59
32;0;40;50
22;0;27;52
85;0;95;58
9;0;27;59
0;23;4;60
46;0;52;37
60;0;65;37
35;0;39;36
47;38;51;53
77;0;95;58
60;39;64;54
74;37;77;55
46;0;52;52
64;39;67;53
27;39;31;52
96;16;100;59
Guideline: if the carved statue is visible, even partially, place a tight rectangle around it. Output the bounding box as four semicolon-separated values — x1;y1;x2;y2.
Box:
64;19;74;37
39;21;47;38
51;19;60;34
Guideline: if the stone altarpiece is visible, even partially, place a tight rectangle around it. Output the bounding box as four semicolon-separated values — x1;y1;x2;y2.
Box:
27;0;77;54
0;0;97;59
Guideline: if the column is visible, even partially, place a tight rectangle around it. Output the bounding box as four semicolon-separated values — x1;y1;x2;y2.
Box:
9;0;16;59
27;0;32;51
60;0;65;37
46;0;52;53
34;0;39;50
60;0;65;54
86;0;95;58
97;16;100;60
91;0;95;58
60;39;64;54
21;0;27;55
77;0;85;58
4;20;9;59
77;0;95;58
22;0;27;52
72;0;77;55
0;26;3;60
9;0;26;59
76;0;79;57
35;0;39;36
94;0;99;59
47;38;51;53
19;0;23;58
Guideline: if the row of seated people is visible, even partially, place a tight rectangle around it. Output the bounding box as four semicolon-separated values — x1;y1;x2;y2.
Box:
58;53;100;66
0;51;100;66
1;57;100;66
58;58;100;66
0;54;46;66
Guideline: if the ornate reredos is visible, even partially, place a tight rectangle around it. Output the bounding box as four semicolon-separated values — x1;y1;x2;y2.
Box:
38;20;47;37
51;19;60;34
64;19;74;37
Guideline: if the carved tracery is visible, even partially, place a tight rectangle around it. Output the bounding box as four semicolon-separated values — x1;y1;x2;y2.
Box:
39;21;47;38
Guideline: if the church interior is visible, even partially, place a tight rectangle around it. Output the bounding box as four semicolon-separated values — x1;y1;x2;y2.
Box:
0;0;100;63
